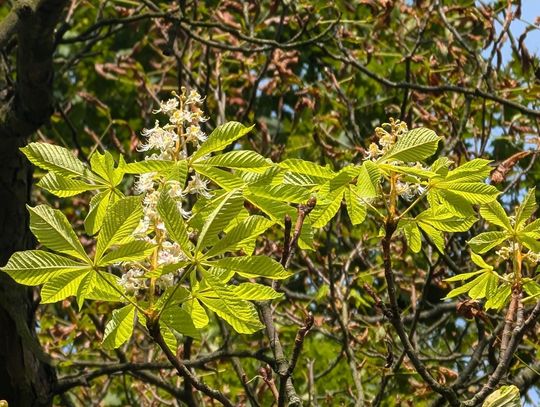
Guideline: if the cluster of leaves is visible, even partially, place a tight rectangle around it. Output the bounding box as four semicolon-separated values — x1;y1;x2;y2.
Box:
3;112;530;355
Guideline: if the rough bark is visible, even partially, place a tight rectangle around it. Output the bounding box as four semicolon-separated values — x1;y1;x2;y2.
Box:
0;1;67;405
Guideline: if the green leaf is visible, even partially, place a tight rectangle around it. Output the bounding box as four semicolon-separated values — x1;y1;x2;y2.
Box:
444;272;492;299
199;150;272;173
37;173;100;197
184;298;209;329
416;207;476;232
310;190;344;228
418;223;445;252
28;205;89;261
356;160;381;198
95;197;143;261
468;272;498;300
1;250;89;285
480;201;511;230
157;191;193;255
444;159;492;182
102;304;136;349
485;284;511;310
162;307;201;340
232;283;283;300
470;252;493;270
380;128;441;162
165;160;188;185
99;240;156;266
279;159;335;180
515;188;537;229
520;218;540;237
193;165;245;191
435;182;500;204
468;231;509;254
345;187;367;225
247;184;312;204
193;122;254;159
482;385;521;407
40;269;91;303
198;274;264;334
122;159;175;174
21;143;93;180
204;215;275;258
401;221;422;253
196;189;244;251
84;190;112;236
90;151;117;184
207;256;292;280
444;270;484;282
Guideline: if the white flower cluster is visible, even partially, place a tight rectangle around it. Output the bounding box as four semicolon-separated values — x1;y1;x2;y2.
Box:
119;88;210;295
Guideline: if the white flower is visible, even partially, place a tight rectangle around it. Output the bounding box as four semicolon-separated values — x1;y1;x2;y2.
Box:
134;172;156;194
153;98;179;114
185;125;206;143
167;180;185;199
186;173;212;199
119;268;145;295
169;109;193;125
185;89;204;105
158;241;187;266
156;273;176;291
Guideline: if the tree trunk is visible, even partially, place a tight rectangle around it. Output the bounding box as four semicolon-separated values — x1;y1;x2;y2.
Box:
0;1;68;405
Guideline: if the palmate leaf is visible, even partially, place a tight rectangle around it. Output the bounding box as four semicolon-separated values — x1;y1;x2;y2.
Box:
90;151;117;185
356;160;381;198
21;142;94;180
444;159;492;182
515;188;537;229
278;159;335;180
445;271;498;300
184;298;210;329
1;250;89;285
122;159;175;174
193;165;245;191
199;150;272;173
468;231;509;254
102;304;136;349
482;385;521;407
415;207;476;232
37;173;101;197
40;268;91;303
232;283;283;300
196;189;244;251
95;196;143;261
345;187;367;225
162;307;201;340
84;190;113;236
204;215;275;258
98;240;156;266
380;128;441;163
197;273;264;334
400;221;422;253
157;191;193;255
485;284;511;310
28;205;89;262
310;188;345;228
207;255;291;279
247;184;312;204
192;122;254;160
479;201;512;230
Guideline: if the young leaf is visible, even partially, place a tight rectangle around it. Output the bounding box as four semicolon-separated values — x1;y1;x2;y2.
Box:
231;283;283;300
84;190;113;236
40;269;91;303
162;307;201;340
102;304;136;349
482;385;521;407
1;250;89;285
37;173;100;197
204;215;275;258
515;188;537;229
157;191;193;255
207;256;292;280
400;221;422;253
485;284;511;310
380;128;441;162
345;187;367;225
122;159;175;174
479;201;512;230
21;142;93;180
98;240;156;266
28;205;89;262
192;122;254;159
196;189;244;251
199;150;272;173
184;298;210;329
468;231;509;254
95;196;143;261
